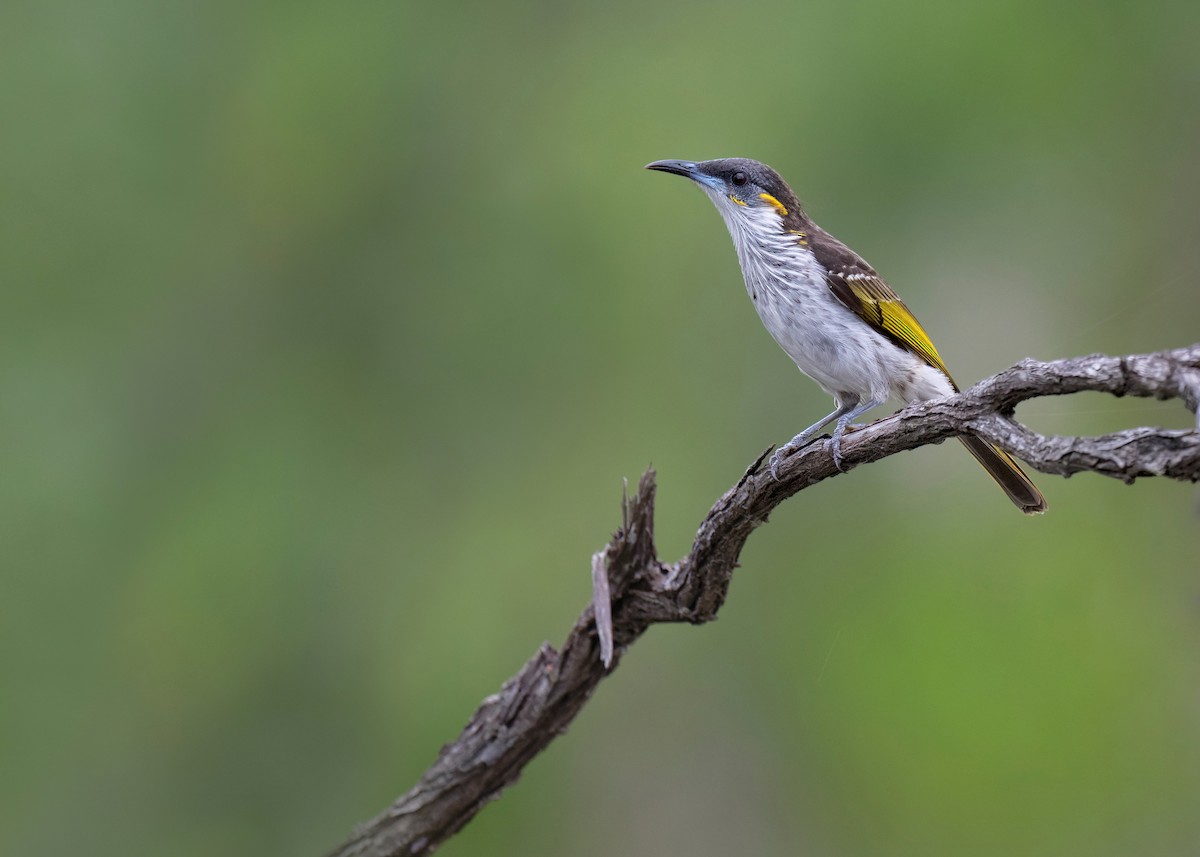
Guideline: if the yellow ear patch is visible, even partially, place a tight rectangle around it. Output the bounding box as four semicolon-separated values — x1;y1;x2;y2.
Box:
759;193;788;217
727;194;748;207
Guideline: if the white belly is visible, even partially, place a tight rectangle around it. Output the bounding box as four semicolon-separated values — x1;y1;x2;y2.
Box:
738;240;954;406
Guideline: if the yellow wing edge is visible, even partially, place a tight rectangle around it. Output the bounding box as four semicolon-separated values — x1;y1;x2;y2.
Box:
840;274;953;382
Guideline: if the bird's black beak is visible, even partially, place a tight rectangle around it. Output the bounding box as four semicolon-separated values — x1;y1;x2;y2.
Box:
645;159;700;179
645;159;724;192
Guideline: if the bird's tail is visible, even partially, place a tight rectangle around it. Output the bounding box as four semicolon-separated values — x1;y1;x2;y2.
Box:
957;435;1047;514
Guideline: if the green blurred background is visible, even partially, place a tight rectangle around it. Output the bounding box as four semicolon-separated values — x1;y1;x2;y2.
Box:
4;1;1199;855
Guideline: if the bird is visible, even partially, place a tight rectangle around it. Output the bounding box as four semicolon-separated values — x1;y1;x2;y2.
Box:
645;157;1046;514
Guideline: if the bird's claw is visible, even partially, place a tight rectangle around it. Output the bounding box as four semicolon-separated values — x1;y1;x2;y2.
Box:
768;448;788;481
768;433;821;481
831;435;847;472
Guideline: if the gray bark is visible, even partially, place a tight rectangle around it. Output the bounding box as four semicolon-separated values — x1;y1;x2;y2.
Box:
325;345;1200;857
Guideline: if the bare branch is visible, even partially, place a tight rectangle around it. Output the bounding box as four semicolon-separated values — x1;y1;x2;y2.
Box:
324;345;1200;857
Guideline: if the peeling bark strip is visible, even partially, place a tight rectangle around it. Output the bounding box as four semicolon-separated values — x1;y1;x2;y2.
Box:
325;346;1200;857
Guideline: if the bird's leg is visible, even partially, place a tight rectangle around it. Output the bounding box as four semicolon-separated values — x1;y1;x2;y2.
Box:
830;397;886;471
768;400;857;480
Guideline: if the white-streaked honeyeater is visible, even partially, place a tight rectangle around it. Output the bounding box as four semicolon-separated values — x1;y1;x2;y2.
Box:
646;157;1046;514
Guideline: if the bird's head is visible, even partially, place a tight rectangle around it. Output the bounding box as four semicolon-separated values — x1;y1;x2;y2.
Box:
645;157;805;231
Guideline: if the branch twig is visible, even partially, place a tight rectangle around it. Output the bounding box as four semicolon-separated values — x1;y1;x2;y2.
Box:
325;345;1200;857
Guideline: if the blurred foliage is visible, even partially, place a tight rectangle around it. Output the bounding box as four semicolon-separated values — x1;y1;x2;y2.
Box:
2;0;1199;855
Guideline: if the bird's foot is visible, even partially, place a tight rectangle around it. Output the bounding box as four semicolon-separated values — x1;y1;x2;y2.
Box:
831;433;847;472
768;432;820;480
830;419;861;472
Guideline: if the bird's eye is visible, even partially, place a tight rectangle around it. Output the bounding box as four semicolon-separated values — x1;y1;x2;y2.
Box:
731;171;748;186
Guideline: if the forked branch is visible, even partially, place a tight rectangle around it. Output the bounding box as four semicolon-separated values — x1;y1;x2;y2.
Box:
325;345;1200;857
